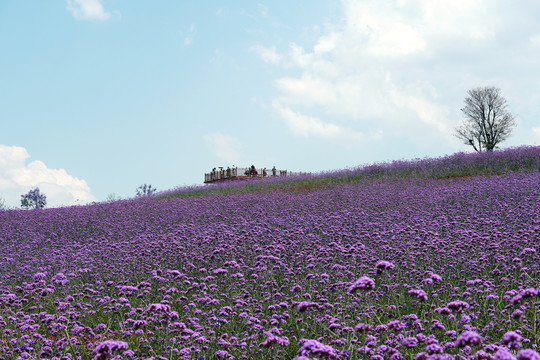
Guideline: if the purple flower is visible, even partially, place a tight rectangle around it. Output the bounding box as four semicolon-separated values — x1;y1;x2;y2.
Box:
297;339;340;359
215;350;233;358
347;276;375;294
408;289;428;301
425;343;443;355
511;288;538;304
403;337;418;348
456;330;483;347
475;350;493;359
132;319;148;329
355;323;373;333
512;310;523;320
40;287;54;296
427;272;443;282
260;335;290;347
33;272;47;282
51;272;69;285
517;349;540;360
40;346;53;357
519;288;539;299
495;348;517;360
297;301;320;312
431;319;445;331
147;303;171;313
123;350;135;357
387;320;406;332
92;340;128;360
213;268;228;275
519;248;536;256
375;261;395;273
501;331;523;350
447;300;469;312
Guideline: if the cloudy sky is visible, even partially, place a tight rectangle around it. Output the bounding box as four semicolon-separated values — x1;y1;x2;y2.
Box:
1;0;539;207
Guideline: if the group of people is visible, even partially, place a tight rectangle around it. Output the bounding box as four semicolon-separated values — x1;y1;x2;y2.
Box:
208;165;279;182
210;166;236;180
243;165;278;177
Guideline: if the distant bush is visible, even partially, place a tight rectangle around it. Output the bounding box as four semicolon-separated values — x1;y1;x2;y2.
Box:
136;184;157;197
106;193;121;202
0;197;8;211
20;188;47;209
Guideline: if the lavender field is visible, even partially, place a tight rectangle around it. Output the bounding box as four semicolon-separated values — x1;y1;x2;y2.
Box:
1;147;539;360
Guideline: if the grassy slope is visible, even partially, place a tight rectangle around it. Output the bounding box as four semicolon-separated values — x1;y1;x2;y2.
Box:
156;146;540;201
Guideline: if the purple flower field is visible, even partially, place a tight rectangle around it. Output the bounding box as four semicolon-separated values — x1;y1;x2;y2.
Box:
0;148;539;360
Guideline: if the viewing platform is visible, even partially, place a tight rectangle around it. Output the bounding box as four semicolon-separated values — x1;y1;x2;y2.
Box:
204;167;309;184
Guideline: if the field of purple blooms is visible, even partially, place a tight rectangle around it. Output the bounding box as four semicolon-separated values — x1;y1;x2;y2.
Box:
0;147;539;360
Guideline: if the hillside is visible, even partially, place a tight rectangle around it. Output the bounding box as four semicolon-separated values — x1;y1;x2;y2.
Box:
158;145;540;200
0;146;539;360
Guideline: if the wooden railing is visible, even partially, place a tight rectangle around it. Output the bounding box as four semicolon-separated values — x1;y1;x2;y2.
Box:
204;168;309;183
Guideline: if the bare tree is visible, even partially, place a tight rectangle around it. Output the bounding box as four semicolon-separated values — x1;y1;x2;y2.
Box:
455;86;516;152
20;188;47;209
136;184;157;197
0;197;8;211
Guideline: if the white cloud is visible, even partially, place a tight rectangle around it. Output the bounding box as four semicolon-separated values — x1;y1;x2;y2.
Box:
183;24;196;46
274;75;336;106
0;145;97;208
532;127;540;144
344;0;426;56
369;129;383;140
388;82;453;139
257;3;269;18
255;0;518;147
273;101;364;144
419;0;497;40
66;0;112;21
252;45;283;65
313;36;336;53
530;34;540;46
204;133;244;164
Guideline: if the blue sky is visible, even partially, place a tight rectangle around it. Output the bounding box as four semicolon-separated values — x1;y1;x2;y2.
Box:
1;0;539;207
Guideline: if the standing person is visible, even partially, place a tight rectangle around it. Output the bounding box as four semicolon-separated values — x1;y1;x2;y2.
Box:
251;165;256;176
272;166;277;176
263;168;267;177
